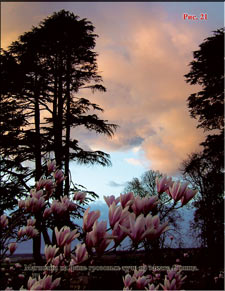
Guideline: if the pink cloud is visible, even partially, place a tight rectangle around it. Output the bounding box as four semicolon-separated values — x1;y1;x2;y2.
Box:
2;3;211;174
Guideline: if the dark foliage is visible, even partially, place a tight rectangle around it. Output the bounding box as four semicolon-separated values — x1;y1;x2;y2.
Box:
181;28;224;249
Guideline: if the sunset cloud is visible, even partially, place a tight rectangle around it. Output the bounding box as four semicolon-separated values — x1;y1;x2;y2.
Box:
2;2;221;175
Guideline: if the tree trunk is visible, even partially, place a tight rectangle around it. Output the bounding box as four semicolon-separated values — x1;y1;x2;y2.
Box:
64;57;71;197
33;74;43;264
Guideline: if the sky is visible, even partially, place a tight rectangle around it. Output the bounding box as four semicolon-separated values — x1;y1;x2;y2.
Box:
1;2;224;201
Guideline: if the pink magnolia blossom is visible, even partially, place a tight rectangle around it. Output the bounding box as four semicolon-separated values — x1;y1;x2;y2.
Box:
136;276;150;289
51;254;64;266
27;218;36;226
54;226;79;247
27;275;61;290
120;214;152;244
112;218;129;246
18;274;25;279
73;192;86;203
168;181;189;202
104;195;120;207
120;192;134;208
181;188;198;205
123;274;135;288
64;243;71;257
43;208;52;218
95;237;112;256
25;196;45;213
36;179;47;191
161;268;187;290
27;277;37;289
51;200;67;215
32;189;44;199
0;214;8;228
88;220;108;246
25;225;39;238
8;242;17;255
146;283;159;290
54;169;65;184
86;220;113;255
44;245;59;262
18;200;25;209
47;160;56;174
18;227;26;238
83;207;100;232
156;175;173;194
131;196;158;216
145;214;169;240
44;180;55;196
109;202;129;228
60;195;77;211
133;267;147;279
71;243;88;264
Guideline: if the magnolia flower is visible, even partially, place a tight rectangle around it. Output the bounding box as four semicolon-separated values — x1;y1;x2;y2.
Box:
85;220;114;255
120;214;151;244
71;244;88;264
25;196;45;213
27;275;61;290
156;175;173;194
146;283;159;290
109;202;129;228
168;181;189;202
133;267;147;279
112;219;129;246
161;268;187;290
51;254;64;266
43;208;52;218
54;169;64;184
25;225;39;238
104;195;120;207
45;179;55;196
47;160;56;174
73;192;86;203
0;214;8;228
136;276;150;289
51;200;67;215
55;226;79;247
27;218;36;226
83;207;100;232
18;200;25;209
120;192;134;208
95;237;112;256
181;188;198;205
89;220;108;246
64;243;71;257
131;196;158;216
32;189;44;199
145;214;169;240
60;196;77;211
18;227;26;238
123;274;135;288
45;245;59;262
8;242;17;255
